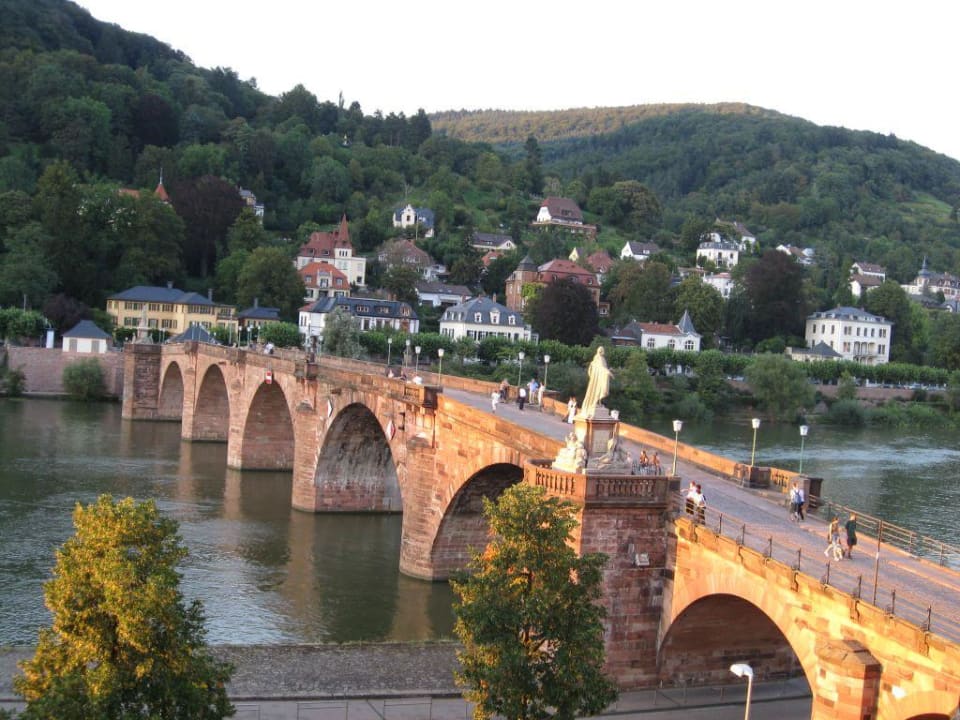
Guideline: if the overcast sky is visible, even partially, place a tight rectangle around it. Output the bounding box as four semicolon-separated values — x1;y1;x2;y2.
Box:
78;0;960;161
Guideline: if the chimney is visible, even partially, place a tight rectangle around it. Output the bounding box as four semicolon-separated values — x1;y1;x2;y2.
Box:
167;280;173;289
254;297;259;308
207;288;213;301
492;293;497;304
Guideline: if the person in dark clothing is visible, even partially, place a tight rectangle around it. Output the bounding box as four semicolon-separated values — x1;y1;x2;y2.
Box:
844;513;858;558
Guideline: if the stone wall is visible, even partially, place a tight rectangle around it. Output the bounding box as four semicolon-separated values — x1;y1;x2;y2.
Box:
6;347;124;397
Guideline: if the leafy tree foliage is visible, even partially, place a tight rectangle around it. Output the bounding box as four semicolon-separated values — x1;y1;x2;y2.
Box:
258;321;301;348
526;278;599;346
381;263;421;305
452;483;617;720
674;276;723;342
864;280;916;363
170;175;244;278
235;246;304;319
15;495;233;720
743;250;806;343
744;353;814;420
322;307;363;358
607;261;674;324
62;357;105;400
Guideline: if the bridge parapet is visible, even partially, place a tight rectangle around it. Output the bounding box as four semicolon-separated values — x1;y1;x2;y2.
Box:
527;460;678;506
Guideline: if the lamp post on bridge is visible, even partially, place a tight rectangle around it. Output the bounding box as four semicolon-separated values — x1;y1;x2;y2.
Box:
517;351;525;389
750;417;761;467
672;419;683;476
414;345;421;374
405;338;411;371
730;663;754;720
386;337;393;369
542;354;550;391
798;424;809;474
437;348;444;388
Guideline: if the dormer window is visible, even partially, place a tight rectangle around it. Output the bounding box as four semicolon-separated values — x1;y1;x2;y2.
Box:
474;312;483;322
508;315;516;326
490;312;500;324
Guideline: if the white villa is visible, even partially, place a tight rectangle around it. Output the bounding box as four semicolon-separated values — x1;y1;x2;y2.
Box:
696;240;739;268
804;306;892;365
439;297;533;342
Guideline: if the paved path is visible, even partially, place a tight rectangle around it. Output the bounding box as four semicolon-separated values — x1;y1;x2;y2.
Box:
446;388;960;642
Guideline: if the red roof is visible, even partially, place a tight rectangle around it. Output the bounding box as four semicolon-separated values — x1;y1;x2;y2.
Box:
540;196;583;222
298;216;352;259
586;250;614;273
299;262;349;288
154;181;170;203
638;322;684;336
538;258;597;284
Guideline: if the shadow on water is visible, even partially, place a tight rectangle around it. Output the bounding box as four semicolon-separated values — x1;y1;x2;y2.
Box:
0;399;454;645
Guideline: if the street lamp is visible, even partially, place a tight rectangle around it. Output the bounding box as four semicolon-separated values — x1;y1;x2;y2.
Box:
437;348;445;388
405;338;411;370
387;337;393;368
749;417;761;466
414;345;421;374
672;419;683;476
517;351;525;389
542;354;551;391
798;424;809;475
730;663;754;720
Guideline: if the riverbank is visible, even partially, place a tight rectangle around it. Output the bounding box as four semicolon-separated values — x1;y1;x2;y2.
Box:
0;642;462;701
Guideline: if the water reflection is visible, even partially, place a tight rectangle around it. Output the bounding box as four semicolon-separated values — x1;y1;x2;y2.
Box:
0;399;454;645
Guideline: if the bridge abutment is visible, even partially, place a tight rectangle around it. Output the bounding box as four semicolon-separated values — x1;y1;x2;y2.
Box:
121;343;163;420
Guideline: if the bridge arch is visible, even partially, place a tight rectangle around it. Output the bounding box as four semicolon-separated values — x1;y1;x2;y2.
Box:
157;361;184;420
887;690;957;720
658;593;804;686
314;401;401;512
239;380;294;470
431;462;524;579
193;364;231;441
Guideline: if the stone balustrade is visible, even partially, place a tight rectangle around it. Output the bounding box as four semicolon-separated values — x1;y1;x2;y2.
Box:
527;459;677;506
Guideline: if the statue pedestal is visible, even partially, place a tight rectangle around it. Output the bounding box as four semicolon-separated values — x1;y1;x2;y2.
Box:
576;407;617;459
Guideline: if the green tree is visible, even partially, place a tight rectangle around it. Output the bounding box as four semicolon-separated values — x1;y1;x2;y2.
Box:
527;278;599;346
744;353;814;420
523;136;543;195
694;349;730;411
381;263;421;305
62;358;105;400
452;483;617;720
0;222;59;308
836;371;858;401
323;306;363;358
14;495;233;720
236;246;305;320
865;280;915;363
258;321;302;348
607;351;659;423
743;250;806;343
607;261;674;324
674;277;723;342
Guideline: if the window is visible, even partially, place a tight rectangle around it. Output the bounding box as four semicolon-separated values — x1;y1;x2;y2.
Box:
684;340;694;351
508;316;516;326
879;344;886;354
161;319;174;329
490;312;500;324
474;313;482;322
125;302;143;311
667;340;676;350
149;303;160;311
647;339;655;349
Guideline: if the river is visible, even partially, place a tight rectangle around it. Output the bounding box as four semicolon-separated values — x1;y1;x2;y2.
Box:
2;399;957;646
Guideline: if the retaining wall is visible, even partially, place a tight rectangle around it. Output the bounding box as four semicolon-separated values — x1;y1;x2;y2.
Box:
5;347;124;397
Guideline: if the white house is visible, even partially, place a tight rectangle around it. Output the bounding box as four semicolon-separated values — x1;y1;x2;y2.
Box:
805;306;892;365
696;240;739;268
902;258;960;300
392;204;435;238
439;297;533;342
703;272;735;299
777;244;816;266
62;320;111;354
626;310;701;352
849;274;884;298
850;262;886;281
470;232;516;253
299;296;419;347
620;241;661;262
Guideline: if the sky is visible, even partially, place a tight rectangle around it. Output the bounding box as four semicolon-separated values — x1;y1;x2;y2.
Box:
77;0;960;161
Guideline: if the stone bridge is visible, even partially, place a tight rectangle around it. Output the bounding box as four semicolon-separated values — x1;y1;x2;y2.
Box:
123;343;960;720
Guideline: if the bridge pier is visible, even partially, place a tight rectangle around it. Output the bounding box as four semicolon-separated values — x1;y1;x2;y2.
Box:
812;638;881;720
121;344;163;420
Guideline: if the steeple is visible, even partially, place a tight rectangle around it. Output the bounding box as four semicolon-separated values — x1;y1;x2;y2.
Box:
677;308;698;335
154;167;170;203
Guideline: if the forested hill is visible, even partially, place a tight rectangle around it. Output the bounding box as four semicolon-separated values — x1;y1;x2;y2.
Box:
430;104;783;145
434;105;960;285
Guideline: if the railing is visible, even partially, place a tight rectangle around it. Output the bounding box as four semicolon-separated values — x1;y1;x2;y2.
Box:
812;499;960;568
671;491;960;643
528;460;674;505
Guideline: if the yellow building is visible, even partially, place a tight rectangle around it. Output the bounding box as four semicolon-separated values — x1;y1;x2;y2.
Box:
106;285;237;339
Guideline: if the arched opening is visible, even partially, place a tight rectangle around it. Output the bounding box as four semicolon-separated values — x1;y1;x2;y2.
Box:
431;462;524;579
158;362;184;420
314;403;400;512
659;594;806;687
240;381;294;470
193;365;230;441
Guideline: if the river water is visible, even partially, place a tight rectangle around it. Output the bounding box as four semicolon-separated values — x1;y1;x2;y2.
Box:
2;399;957;646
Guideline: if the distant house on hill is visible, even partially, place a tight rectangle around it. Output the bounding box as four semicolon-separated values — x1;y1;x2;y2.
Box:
470;232;516;252
62;320;111;354
105;284;236;337
237;301;281;332
504;256;603;314
697;239;739;268
295;215;366;287
805;306;892;364
416;281;471;308
238;187;265;220
393;204;435;238
609;311;701;352
786;341;843;363
299;262;350;302
776;244;815;266
620;241;660;262
532;197;597;239
703;272;734;299
902;258;960;300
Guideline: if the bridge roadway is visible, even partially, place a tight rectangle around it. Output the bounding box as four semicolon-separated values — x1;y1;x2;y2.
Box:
442;386;960;643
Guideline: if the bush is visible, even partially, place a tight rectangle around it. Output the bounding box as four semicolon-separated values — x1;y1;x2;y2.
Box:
824;399;866;426
62;358;105;400
1;366;25;396
258;321;301;348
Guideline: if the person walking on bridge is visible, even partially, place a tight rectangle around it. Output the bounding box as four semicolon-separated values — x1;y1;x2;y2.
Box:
844;513;858;559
